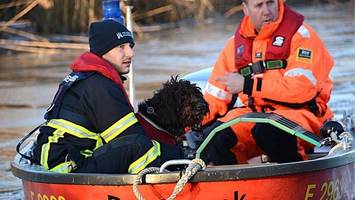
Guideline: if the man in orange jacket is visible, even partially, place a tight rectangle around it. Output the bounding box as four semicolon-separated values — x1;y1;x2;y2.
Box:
202;0;334;164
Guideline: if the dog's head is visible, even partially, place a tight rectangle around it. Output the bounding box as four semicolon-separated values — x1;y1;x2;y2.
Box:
139;76;209;137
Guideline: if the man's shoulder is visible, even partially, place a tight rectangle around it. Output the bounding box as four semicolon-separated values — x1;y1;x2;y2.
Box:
71;72;121;94
83;72;118;87
220;36;235;52
294;23;320;40
226;36;235;45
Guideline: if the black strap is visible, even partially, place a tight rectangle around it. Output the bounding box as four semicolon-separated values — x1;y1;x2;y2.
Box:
45;71;95;120
240;60;287;77
227;94;239;111
248;96;257;112
16;123;45;162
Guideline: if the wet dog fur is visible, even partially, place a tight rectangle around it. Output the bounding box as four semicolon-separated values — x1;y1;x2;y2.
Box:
138;76;209;137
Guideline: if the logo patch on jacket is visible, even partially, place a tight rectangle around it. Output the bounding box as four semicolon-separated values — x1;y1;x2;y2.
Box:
63;74;79;84
272;36;285;47
296;48;313;63
255;52;262;59
236;45;244;58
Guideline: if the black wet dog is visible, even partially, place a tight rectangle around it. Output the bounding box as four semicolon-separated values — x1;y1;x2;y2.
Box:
137;76;209;144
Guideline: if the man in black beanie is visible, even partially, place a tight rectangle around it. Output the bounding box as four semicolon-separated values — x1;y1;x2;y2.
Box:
32;19;184;174
89;19;135;74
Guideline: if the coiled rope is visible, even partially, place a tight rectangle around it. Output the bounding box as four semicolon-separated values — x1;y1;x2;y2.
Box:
133;158;206;200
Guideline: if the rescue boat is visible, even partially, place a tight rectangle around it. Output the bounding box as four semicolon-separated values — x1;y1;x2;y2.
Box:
11;68;355;200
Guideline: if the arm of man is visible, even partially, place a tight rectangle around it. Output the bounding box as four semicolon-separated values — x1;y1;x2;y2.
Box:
81;75;141;140
80;75;183;173
203;37;237;124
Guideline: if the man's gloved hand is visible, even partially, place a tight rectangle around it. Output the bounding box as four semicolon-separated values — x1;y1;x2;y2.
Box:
184;131;204;149
180;121;226;161
179;131;205;159
182;145;196;159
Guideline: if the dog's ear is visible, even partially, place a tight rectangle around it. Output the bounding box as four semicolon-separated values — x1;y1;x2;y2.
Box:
148;77;181;135
179;86;209;129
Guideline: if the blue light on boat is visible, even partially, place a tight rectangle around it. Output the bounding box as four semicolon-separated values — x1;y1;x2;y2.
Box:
102;0;125;24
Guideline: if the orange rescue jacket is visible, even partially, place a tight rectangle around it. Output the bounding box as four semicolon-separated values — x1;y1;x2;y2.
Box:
204;0;334;125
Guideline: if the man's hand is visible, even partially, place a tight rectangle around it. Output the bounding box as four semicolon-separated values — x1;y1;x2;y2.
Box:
215;72;244;94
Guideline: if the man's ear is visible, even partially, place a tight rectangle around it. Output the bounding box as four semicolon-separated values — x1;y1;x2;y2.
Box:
242;2;249;16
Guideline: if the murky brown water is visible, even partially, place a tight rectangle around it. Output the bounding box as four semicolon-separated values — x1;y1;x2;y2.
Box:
0;2;354;199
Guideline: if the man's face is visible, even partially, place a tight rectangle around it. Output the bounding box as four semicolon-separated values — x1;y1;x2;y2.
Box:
242;0;279;32
102;43;134;74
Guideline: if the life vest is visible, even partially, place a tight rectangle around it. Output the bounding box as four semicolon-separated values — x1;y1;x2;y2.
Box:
45;71;95;127
71;52;130;102
46;52;131;129
231;5;324;115
234;5;304;72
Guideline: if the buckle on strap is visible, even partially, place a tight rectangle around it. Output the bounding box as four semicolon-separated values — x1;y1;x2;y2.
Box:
265;60;286;70
240;60;286;77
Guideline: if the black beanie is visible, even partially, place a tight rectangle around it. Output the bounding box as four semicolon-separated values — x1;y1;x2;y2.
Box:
89;19;134;56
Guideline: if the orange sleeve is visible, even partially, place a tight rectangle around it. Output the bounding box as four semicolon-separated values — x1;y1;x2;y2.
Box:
203;37;237;124
251;24;334;106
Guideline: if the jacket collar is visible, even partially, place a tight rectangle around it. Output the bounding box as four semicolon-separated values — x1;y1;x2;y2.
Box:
70;52;125;86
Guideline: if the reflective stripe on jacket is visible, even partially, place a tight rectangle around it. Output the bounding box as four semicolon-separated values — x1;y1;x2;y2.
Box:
40;113;157;173
34;52;162;173
204;0;333;124
128;140;161;174
203;0;334;162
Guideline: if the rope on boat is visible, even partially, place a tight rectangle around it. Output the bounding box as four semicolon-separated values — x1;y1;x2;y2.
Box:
133;167;160;200
132;158;206;200
167;158;206;200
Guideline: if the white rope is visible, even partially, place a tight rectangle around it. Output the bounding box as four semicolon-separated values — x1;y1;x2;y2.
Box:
132;158;206;200
167;158;206;200
133;167;160;200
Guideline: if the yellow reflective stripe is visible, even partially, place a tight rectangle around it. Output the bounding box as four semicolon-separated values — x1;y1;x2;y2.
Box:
128;140;161;174
80;149;93;158
47;119;97;138
50;161;76;173
94;139;104;151
41;120;103;171
101;112;138;143
40;130;65;170
47;119;103;148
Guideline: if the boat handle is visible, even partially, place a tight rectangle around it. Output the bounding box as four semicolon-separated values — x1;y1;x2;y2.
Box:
159;159;193;172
